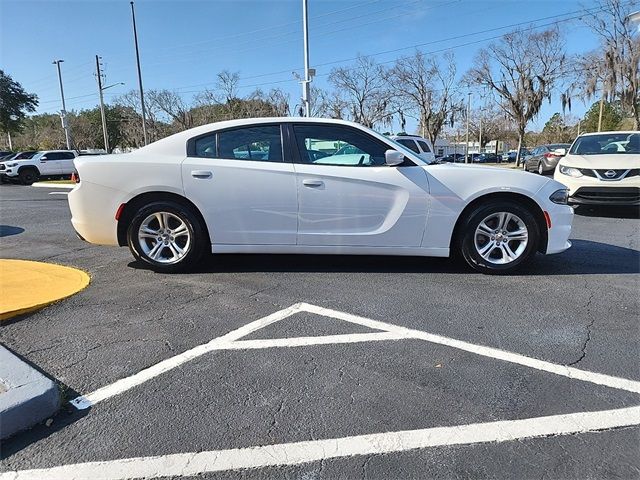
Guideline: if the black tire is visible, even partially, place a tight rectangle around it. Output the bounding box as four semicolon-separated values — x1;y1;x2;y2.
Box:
127;200;207;273
19;168;39;185
457;201;540;275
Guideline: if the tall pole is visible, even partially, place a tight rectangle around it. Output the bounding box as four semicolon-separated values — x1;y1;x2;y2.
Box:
597;91;605;132
130;1;148;145
53;60;71;150
302;0;311;117
95;56;109;153
479;114;483;155
465;92;471;163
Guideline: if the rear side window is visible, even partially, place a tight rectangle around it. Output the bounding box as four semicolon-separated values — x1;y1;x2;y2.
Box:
396;139;420;153
194;125;283;162
417;140;431;153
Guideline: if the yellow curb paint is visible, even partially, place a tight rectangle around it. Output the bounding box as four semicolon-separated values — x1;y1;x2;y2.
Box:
0;260;90;321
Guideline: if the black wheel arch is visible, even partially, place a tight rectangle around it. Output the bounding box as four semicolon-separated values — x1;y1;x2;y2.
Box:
450;192;548;255
18;165;40;176
117;191;210;247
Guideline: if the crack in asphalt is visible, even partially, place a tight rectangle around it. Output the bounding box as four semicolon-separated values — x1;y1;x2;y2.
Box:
567;289;596;367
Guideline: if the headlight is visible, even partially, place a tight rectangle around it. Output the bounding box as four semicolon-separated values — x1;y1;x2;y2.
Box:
558;165;583;178
549;188;569;205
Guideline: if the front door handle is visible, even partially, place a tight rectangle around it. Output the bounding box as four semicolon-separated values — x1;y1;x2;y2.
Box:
302;179;324;187
191;170;213;179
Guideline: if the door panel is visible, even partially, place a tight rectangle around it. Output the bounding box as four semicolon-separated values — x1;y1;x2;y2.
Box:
294;164;429;246
59;153;76;174
39;153;62;175
182;124;297;245
289;124;429;247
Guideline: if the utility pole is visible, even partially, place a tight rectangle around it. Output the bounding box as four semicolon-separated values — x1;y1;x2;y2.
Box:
130;1;148;145
479;114;483;155
301;0;311;117
465;92;471;163
95;55;109;153
597;90;605;132
53;59;71;150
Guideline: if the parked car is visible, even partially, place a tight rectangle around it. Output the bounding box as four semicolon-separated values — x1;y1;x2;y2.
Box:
0;150;77;185
554;131;639;205
524;144;571;174
389;135;436;163
473;153;501;163
69;118;573;275
440;153;465;163
503;149;531;163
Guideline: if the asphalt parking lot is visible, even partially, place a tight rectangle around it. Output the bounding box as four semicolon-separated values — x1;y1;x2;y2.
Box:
1;183;639;479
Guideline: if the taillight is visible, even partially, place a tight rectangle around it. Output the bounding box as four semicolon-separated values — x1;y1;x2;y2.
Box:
71;171;80;183
543;152;557;159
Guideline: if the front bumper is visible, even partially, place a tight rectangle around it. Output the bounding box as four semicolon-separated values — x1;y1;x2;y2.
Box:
554;170;640;205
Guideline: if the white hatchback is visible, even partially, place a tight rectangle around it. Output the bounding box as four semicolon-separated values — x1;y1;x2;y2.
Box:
68;118;573;274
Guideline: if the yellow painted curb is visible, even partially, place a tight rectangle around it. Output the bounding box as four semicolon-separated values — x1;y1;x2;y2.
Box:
0;260;90;321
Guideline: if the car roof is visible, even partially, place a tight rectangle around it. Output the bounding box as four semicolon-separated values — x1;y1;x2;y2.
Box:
578;131;639;136
137;117;428;166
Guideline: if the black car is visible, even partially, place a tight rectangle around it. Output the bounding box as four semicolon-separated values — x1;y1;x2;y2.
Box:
440;153;466;163
473;153;501;163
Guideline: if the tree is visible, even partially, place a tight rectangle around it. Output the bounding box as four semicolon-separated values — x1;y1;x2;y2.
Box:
465;28;566;165
147;89;194;131
391;51;460;145
580;101;622;132
67;106;125;152
0;70;38;149
577;0;640;129
540;112;576;143
329;56;393;128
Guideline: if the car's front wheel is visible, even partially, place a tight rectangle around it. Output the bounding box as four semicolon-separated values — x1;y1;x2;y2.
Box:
127;201;206;272
458;201;540;274
19;168;39;185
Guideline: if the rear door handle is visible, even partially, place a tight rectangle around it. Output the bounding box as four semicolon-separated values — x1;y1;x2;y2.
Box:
302;179;324;187
191;170;212;179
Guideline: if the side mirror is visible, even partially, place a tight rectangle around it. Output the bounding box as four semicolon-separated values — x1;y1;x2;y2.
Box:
554;148;567;156
385;150;404;166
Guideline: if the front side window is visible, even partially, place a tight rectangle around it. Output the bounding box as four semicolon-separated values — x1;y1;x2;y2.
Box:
570;133;640;155
292;124;389;166
193;125;283;162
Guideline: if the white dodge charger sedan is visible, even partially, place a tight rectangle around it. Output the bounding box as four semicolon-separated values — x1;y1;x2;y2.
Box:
68;118;573;274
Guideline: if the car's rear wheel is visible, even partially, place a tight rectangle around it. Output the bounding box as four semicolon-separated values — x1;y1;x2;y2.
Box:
458;201;540;274
19;168;39;185
537;162;545;175
127;201;206;272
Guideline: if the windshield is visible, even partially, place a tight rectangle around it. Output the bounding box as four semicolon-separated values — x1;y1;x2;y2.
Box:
569;133;639;155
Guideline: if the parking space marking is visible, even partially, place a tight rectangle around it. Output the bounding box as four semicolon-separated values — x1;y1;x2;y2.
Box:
71;302;640;410
5;406;640;480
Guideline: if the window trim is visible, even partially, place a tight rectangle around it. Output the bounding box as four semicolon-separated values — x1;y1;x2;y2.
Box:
286;122;417;167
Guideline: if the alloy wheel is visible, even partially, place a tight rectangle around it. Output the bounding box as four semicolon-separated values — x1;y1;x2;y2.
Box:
474;212;529;265
138;211;191;264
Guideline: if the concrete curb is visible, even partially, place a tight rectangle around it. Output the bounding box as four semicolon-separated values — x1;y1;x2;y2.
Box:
0;345;61;440
31;183;75;189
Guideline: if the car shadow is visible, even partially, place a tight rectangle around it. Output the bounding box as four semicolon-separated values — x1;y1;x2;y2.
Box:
0;225;25;237
573;205;640;219
128;239;639;276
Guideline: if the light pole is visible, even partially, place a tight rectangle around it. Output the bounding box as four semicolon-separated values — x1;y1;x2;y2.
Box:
52;60;71;150
95;55;123;153
130;1;148;145
465;92;471;163
301;0;311;117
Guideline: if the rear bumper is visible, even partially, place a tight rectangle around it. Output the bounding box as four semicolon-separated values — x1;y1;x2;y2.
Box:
68;181;121;246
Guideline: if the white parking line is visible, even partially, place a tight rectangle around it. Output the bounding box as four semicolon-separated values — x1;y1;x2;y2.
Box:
4;406;640;480
71;302;640;410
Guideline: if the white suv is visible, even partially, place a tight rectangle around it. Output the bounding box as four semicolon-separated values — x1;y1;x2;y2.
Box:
553;131;639;206
390;135;436;163
0;150;77;185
